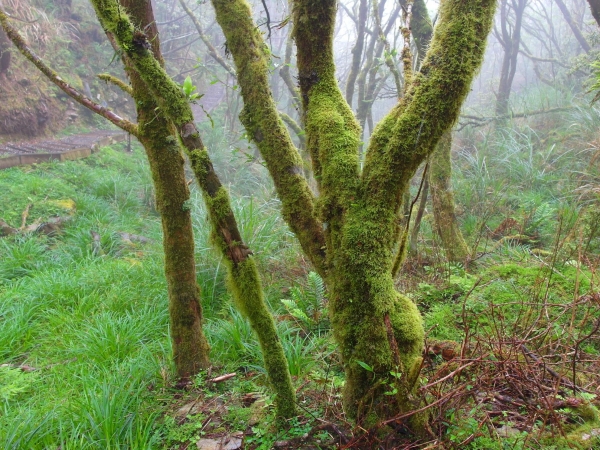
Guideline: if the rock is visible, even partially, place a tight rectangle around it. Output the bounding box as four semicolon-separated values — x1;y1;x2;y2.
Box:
176;400;204;418
196;439;220;450
496;425;521;438
581;428;600;441
0;219;17;236
196;433;243;450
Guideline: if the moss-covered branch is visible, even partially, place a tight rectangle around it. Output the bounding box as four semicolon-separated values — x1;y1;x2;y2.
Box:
292;0;361;253
98;72;133;95
0;8;138;136
362;0;496;215
210;0;327;276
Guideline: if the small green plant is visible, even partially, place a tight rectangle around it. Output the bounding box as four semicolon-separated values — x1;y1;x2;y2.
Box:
0;365;37;405
160;414;205;448
181;76;203;102
281;271;328;333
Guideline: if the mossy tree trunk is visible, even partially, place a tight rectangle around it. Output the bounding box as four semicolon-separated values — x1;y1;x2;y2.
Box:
89;0;296;419
202;0;495;428
118;0;210;379
429;132;470;263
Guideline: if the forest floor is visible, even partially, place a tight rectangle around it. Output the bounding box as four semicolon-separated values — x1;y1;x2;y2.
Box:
0;121;599;449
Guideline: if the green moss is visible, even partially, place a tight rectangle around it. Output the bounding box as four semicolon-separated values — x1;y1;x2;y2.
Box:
226;258;297;419
430;132;470;262
562;402;600;449
206;187;232;223
211;0;327;276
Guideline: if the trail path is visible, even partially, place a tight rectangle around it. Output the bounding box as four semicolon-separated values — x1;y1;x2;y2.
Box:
0;130;127;170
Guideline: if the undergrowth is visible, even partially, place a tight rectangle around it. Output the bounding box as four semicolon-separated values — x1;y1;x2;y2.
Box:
1;102;599;449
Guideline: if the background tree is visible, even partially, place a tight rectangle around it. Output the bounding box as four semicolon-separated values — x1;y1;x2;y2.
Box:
495;0;528;119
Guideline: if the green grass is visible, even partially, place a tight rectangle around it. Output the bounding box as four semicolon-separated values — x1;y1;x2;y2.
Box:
1;98;599;448
0;142;307;448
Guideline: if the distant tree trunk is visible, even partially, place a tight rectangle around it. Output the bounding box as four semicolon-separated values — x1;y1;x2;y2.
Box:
555;0;591;52
119;0;211;379
345;0;368;106
408;174;429;257
0;27;10;75
429;132;470;263
495;0;527;119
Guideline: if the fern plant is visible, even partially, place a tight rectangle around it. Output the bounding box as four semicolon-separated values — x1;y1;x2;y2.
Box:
281;272;328;334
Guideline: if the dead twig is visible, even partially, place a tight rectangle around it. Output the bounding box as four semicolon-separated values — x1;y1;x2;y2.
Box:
206;372;236;383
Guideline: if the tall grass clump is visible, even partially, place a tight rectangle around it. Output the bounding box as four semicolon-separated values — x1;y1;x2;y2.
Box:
0;144;172;446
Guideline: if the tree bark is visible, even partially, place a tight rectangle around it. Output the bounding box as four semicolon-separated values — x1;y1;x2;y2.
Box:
0;26;10;75
587;0;600;27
